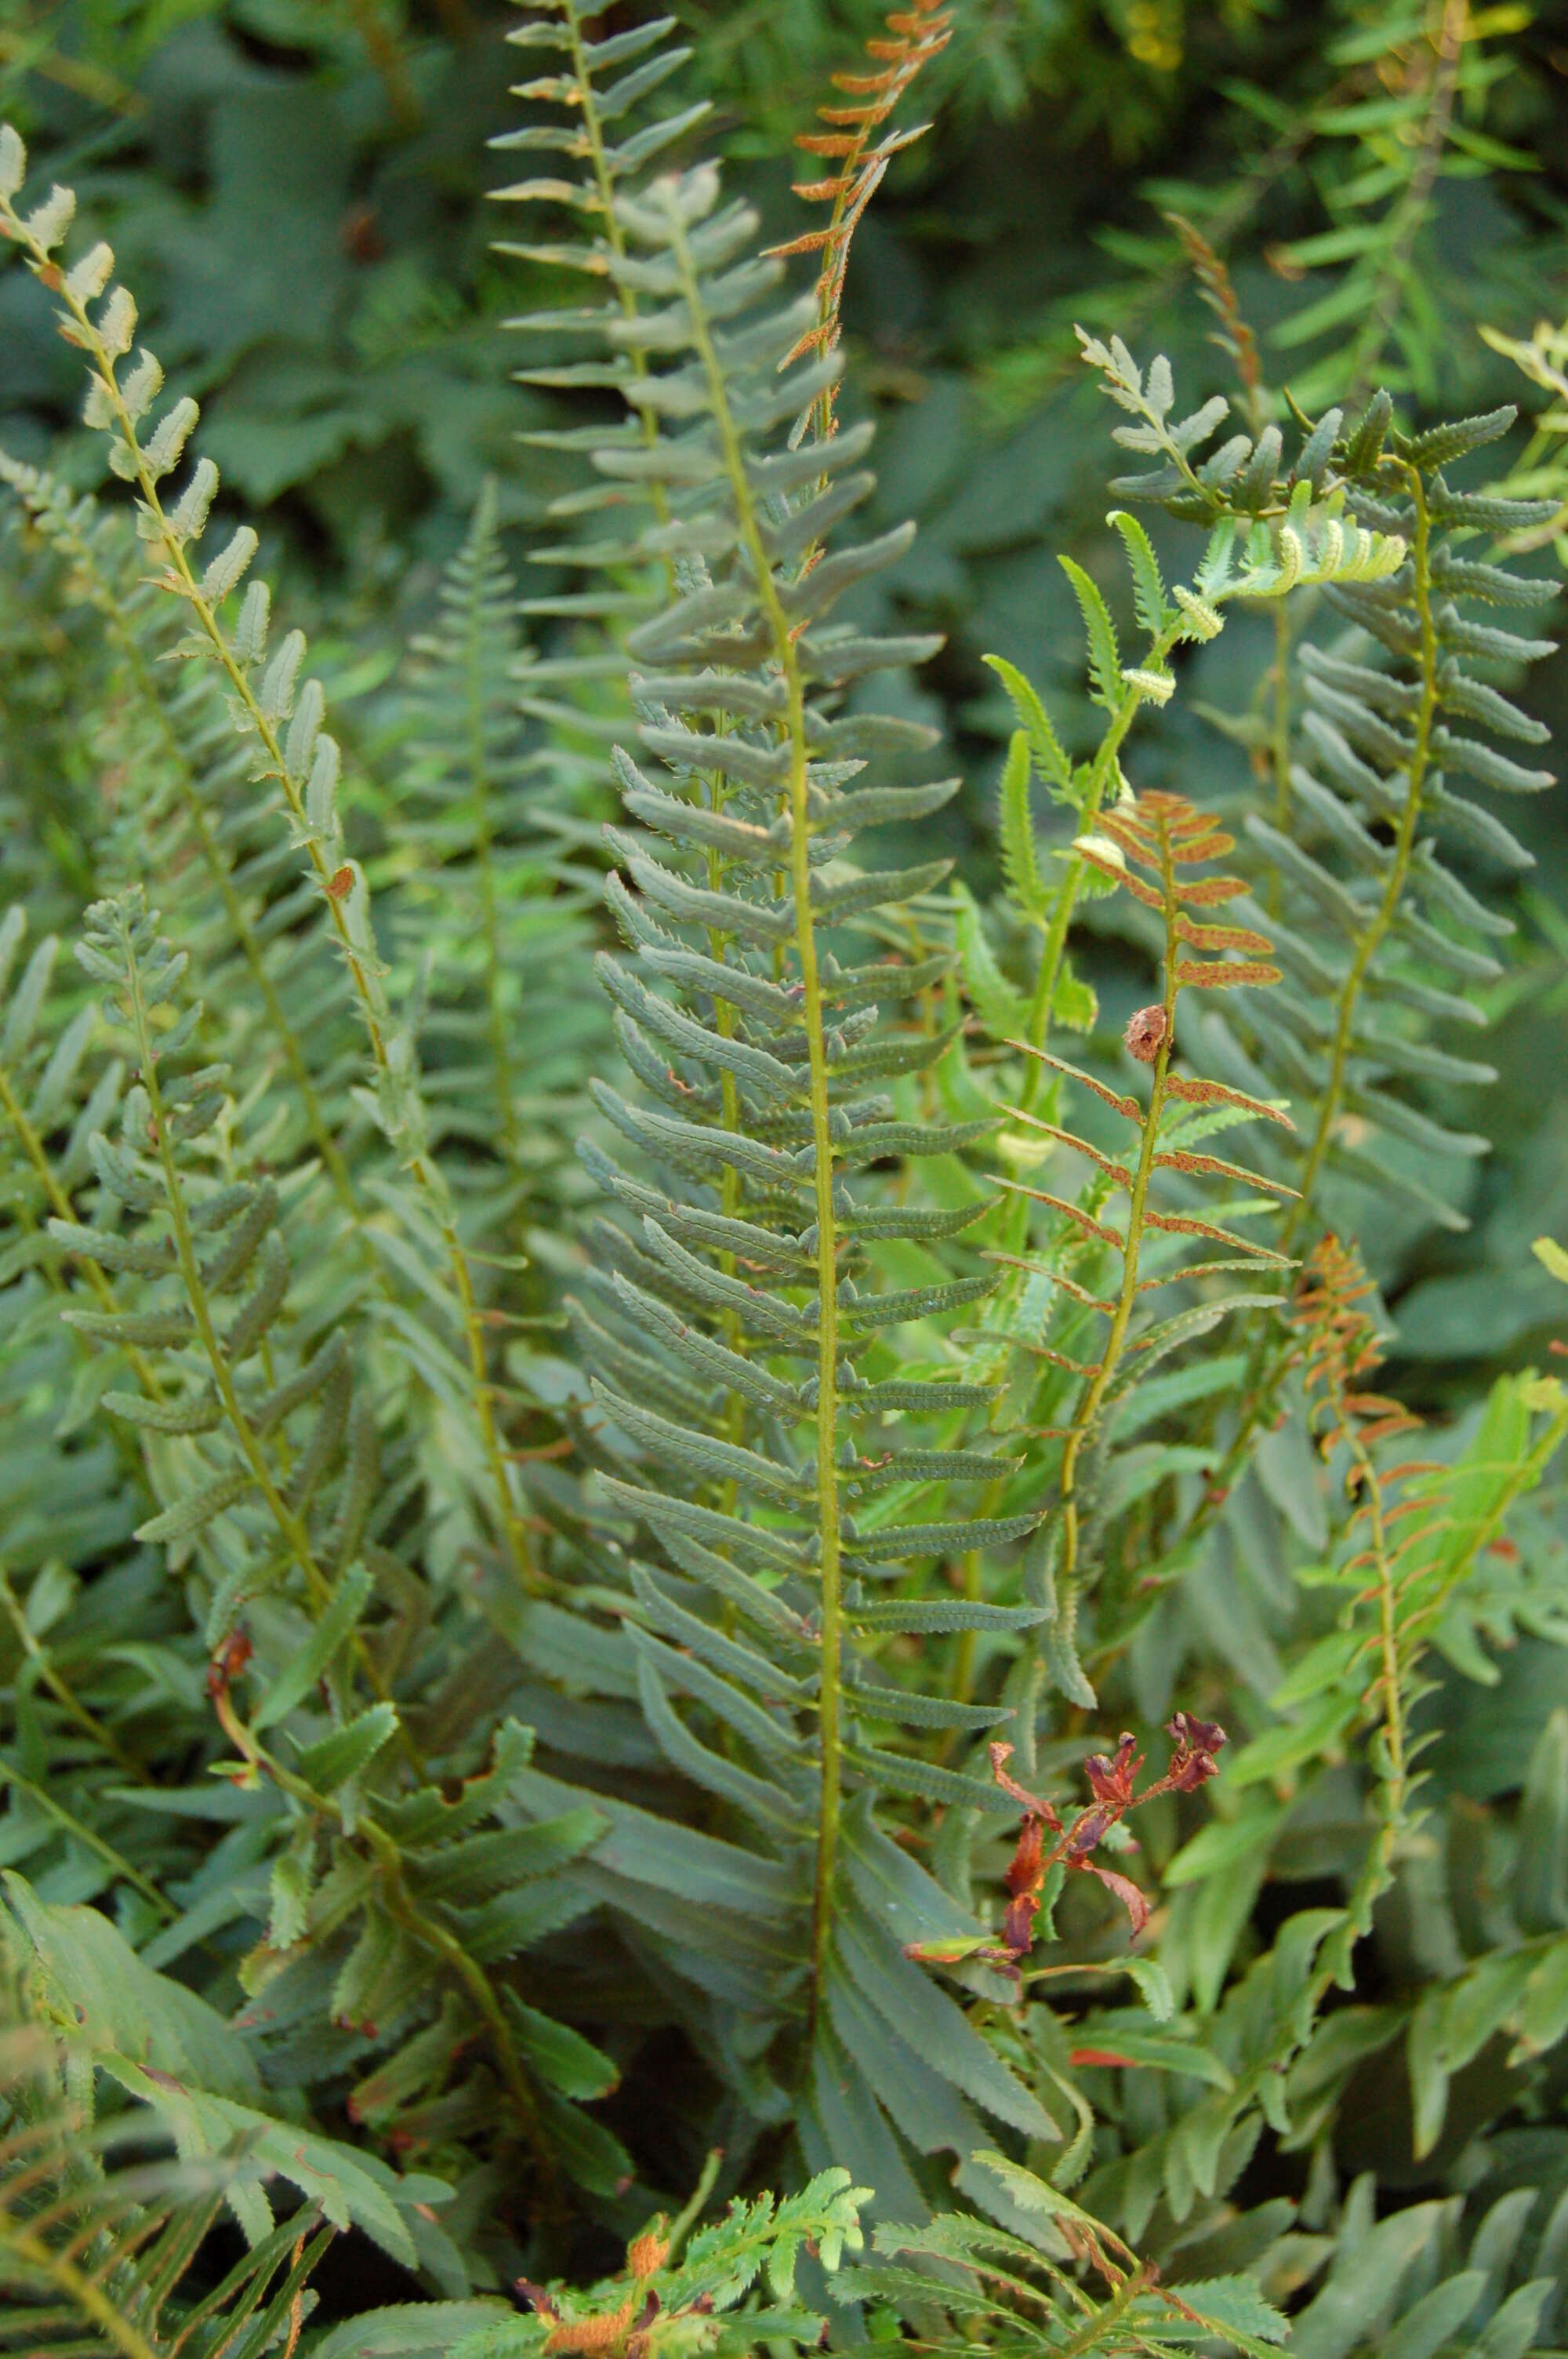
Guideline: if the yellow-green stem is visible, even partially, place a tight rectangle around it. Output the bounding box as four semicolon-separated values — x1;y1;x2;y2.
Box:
214;1700;553;2188
957;626;1187;1700
1054;812;1181;1598
0;1054;165;1411
0;1568;145;1782
1282;462;1436;1245
86;550;357;1210
1018;614;1185;1122
0;2225;164;2359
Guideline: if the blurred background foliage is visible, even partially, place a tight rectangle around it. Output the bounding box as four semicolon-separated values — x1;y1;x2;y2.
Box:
3;0;1567;1399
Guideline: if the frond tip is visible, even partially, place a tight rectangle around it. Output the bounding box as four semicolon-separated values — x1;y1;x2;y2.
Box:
765;0;951;438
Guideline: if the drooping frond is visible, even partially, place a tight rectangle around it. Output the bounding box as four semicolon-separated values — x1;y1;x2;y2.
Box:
0;125;546;1596
0;450;359;1209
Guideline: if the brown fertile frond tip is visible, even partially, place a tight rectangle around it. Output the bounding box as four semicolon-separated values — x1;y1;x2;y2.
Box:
1165;211;1262;412
1293;1234;1421;1463
1096;791;1283;991
764;0;951;432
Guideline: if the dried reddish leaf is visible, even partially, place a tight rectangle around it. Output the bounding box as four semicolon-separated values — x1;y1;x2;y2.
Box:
1178;873;1250;905
1087;1863;1152;1937
1153;1147;1299;1198
994;1179;1127;1252
1011;1045;1144;1125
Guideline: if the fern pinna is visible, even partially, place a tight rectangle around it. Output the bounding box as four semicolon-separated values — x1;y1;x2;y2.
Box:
498;158;1064;2211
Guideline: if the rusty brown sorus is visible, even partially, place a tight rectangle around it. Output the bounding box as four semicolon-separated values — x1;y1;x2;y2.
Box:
1123;1002;1168;1063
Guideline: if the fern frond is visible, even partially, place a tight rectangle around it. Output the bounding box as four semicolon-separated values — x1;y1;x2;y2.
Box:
0;450;358;1211
1092;349;1555;1243
0;131;550;1599
764;0;951;445
840;2153;1287;2357
393;482;601;1191
484;154;1068;2207
0;2015;332;2358
996;793;1294;1703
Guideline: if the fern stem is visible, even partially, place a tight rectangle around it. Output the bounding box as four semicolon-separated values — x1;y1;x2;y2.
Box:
1054;2264;1147;2359
0;1049;168;1424
1219;1387;1568;2128
0;1061;125;1330
1268;597;1293;896
566;9;757;1462
960;656;1189;1701
220;1714;557;2194
1018;619;1182;1114
1343;0;1468;414
0;1757;172;1917
666;205;844;1998
1054;812;1181;1598
113;915;424;1774
1349;1429;1408;1823
104;594;358;1212
63;525;356;1208
14;247;545;1601
561;0;671;536
1283;462;1437;1243
0;449;357;1208
118;934;338;1622
0;1568;146;1783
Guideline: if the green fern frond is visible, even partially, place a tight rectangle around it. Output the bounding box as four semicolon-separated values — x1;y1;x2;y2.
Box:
0;2009;332;2359
1090;350;1555;1240
478;151;1062;2208
0;129;555;1600
393;482;602;1190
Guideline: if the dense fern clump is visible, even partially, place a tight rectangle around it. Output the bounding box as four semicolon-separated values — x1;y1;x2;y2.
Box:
2;5;1568;2357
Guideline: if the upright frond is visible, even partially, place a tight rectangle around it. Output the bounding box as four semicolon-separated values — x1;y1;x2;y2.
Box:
765;0;952;445
998;792;1296;1703
479;157;1064;2214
